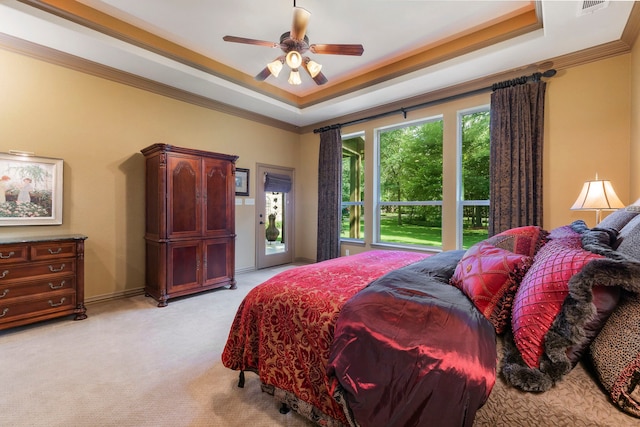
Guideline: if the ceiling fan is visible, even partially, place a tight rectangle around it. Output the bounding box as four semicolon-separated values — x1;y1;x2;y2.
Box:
223;1;364;86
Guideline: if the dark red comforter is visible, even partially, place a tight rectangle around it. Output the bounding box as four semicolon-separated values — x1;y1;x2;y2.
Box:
327;251;497;427
222;250;430;425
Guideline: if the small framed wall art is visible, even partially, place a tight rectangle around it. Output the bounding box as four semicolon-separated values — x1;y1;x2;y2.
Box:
0;152;63;226
235;167;250;196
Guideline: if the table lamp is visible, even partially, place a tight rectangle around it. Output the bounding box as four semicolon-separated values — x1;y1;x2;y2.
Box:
570;174;625;223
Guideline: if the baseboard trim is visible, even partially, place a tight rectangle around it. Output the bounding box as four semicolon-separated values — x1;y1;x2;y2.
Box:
85;287;145;305
84;268;263;305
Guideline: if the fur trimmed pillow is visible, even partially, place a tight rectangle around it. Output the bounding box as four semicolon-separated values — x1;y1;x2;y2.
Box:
485;225;547;257
510;235;603;369
502;223;630;392
450;242;531;334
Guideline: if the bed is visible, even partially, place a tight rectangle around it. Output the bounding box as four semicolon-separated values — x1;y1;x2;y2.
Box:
222;208;640;426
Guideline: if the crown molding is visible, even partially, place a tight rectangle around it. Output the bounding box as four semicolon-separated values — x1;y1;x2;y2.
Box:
1;1;638;135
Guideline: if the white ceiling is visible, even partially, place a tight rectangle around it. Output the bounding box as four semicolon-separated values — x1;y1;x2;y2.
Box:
0;0;635;128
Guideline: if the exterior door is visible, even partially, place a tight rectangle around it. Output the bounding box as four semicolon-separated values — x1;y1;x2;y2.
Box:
256;164;294;269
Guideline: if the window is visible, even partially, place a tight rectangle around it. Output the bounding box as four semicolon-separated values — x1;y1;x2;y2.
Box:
341;133;365;240
459;109;490;249
376;117;444;248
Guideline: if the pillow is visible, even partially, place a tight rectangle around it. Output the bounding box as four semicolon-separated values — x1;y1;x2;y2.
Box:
510;238;603;369
627;198;640;213
547;224;582;244
485;225;547;257
597;208;638;231
591;293;640;418
502;224;633;392
616;215;640;259
450;242;531;333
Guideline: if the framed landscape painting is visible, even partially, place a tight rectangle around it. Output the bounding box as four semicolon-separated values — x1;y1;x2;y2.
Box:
0;153;63;226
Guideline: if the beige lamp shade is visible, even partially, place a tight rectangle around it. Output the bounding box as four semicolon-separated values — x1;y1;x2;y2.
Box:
571;178;625;223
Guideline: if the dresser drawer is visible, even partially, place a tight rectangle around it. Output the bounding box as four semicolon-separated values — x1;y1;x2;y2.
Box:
30;242;77;260
0;259;76;282
0;277;75;300
0;291;76;323
0;245;28;264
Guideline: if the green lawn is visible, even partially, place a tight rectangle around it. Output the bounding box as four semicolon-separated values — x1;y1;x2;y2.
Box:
342;214;488;248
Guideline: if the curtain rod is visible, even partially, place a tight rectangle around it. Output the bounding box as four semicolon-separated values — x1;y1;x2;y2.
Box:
313;69;557;134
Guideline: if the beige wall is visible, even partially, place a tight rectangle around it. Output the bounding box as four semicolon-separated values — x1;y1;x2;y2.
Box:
0;49;299;301
1;42;637;300
632;27;640;199
299;54;635;260
549;55;632;228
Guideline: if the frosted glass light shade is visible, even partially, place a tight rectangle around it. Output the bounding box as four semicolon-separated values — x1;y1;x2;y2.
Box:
288;70;302;85
306;59;322;77
267;59;283;77
286;51;302;69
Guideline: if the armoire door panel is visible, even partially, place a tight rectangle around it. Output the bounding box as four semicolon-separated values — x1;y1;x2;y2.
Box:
168;157;201;238
168;242;201;293
204;239;231;286
204;158;230;235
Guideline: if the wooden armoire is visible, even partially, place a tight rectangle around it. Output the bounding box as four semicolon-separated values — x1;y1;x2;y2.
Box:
141;144;238;307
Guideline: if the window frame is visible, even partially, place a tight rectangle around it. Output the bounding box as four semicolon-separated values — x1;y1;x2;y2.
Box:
456;105;491;249
373;115;444;250
341;131;366;243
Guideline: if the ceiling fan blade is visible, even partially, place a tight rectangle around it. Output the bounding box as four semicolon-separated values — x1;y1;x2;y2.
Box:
311;70;328;85
255;66;272;81
223;35;279;48
309;44;364;56
290;7;311;41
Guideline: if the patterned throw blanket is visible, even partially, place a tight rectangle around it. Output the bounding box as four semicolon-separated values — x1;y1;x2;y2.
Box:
221;250;430;425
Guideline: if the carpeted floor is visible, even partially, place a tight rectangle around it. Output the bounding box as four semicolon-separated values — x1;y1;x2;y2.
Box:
0;264;315;427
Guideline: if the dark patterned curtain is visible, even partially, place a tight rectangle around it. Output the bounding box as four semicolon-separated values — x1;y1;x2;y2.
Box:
489;81;546;236
317;127;342;262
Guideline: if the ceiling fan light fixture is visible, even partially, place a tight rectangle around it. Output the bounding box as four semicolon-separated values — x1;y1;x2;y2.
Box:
267;58;284;77
288;69;302;85
306;59;322;78
286;50;303;69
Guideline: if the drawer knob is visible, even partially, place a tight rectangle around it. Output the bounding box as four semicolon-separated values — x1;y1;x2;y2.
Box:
48;264;66;272
48;248;63;254
0;251;15;259
49;281;66;290
0;308;8;318
48;298;66;307
0;270;8;279
0;289;8;298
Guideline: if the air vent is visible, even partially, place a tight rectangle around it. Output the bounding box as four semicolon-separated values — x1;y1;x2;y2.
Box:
578;0;609;16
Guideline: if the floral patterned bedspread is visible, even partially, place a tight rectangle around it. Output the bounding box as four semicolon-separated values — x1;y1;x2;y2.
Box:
221;250;430;425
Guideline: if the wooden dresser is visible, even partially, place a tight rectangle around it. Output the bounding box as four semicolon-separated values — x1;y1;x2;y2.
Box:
141;144;238;307
0;235;87;330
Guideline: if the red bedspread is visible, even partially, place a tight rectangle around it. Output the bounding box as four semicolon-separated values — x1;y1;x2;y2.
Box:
221;250;430;425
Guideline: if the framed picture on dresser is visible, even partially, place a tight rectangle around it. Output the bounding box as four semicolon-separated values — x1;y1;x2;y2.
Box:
0;152;63;226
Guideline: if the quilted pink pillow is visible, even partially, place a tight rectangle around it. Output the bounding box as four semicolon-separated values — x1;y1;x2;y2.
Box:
511;238;603;368
485;225;547;257
451;242;532;334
